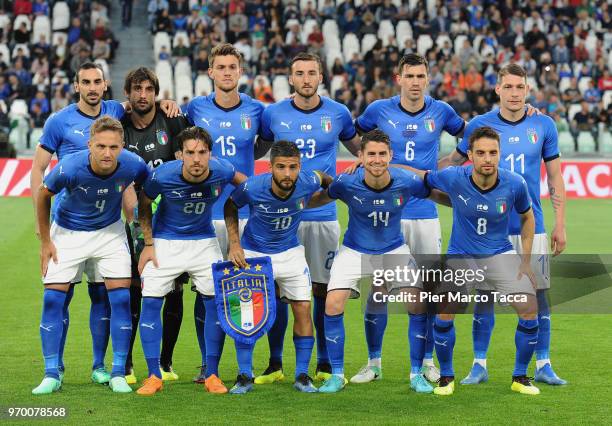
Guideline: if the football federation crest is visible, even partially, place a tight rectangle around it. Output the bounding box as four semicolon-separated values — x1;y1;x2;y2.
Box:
213;257;276;345
156;130;168;145
210;184;221;197
296;197;305;210
241;114;252;130
424;118;436;132
496;198;507;214
321;116;332;133
392;192;404;207
527;128;538;144
115;182;125;192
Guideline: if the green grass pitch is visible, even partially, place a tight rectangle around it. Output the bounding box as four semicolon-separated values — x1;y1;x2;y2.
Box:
1;197;611;424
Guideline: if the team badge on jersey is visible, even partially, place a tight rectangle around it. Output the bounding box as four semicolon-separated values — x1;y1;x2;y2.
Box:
321;116;332;133
213;257;276;344
392;192;404;206
424;118;436;132
115;182;125;192
296;197;305;210
496;198;507;214
527;128;538;144
156;130;168;145
211;184;221;197
241;114;252;130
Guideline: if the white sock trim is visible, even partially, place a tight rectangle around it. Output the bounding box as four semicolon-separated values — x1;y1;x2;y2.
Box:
474;358;487;368
536;359;551;370
368;357;382;368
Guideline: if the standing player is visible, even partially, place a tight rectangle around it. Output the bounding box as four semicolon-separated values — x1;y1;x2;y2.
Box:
439;63;567;385
256;52;360;383
30;62;179;385
133;127;245;396
121;67;190;384
184;44;264;382
224;141;333;394
352;53;465;383
305;130;449;394
33;116;149;394
424;126;540;396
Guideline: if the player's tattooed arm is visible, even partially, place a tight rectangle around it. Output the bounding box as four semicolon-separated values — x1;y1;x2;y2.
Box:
254;137;274;160
36;185;57;276
307;189;333;208
340;134;361;156
428;189;452;207
231;171;248;186
122;184;137;223
518;208;537;289
30;146;53;239
224;198;248;268
137;192;158;274
437;149;467;170
545;158;567;256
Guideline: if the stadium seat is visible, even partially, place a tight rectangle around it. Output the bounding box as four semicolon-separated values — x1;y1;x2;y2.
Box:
558;77;571;94
12;43;30;59
9;100;29;153
173;31;190;48
32;16;51;43
527;77;538;91
174;60;192;80
577;131;596;153
155;60;174;98
572;62;583;78
436;33;451;49
473;35;484;52
439;133;457;156
361;34;378;56
417;35;434;56
354;0;363;7
324;34;341;51
578;77;592;95
194;74;213;96
0;44;10;64
14;15;32;32
153;31;172;61
602;90;612;109
558;131;576;156
585;34;598;59
342;33;360;62
301;19;318;44
454;35;468;55
52;1;70;31
322;20;339;38
52;32;67;47
329;75;345;99
29;127;44;151
567;103;582;121
94;59;110;82
175;78;193;102
272;76;291;101
396;20;413;48
391;0;401;7
377;20;395;46
599;129;612;154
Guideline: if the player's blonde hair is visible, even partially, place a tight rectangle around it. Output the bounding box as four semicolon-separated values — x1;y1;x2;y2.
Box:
90;116;124;141
210;43;243;67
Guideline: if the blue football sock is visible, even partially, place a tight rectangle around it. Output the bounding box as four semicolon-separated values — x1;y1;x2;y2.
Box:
139;297;163;378
194;293;206;366
203;296;225;377
88;283;110;370
473;290;495;360
235;340;254;377
294;335;315;378
434;317;455;377
107;288;132;377
514;318;538;377
267;294;288;365
535;290;551;361
40;289;67;380
364;292;387;360
424;312;435;360
313;296;328;365
58;284;74;371
324;313;345;375
409;313;427;375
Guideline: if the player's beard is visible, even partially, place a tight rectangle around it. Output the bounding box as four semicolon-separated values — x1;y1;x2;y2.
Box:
294;85;317;99
476;164;497;177
272;174;297;192
186;164;208;180
81;92;102;107
217;80;238;94
132;101;154;116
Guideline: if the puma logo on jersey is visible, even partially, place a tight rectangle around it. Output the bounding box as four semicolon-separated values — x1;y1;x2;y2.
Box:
353;196;365;205
258;204;272;213
76;185;90;194
388;120;399;129
201;117;212;126
128;144;139;152
458;195;470;205
280;121;291;129
59;165;64;175
73;129;85;136
141;323;155;329
171;190;184;198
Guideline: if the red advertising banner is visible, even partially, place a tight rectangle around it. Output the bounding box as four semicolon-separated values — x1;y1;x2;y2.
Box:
1;158;611;198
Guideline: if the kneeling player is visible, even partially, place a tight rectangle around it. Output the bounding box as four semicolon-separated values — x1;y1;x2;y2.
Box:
224;140;333;394
135;127;245;396
308;130;449;394
34;117;149;394
424;126;540;396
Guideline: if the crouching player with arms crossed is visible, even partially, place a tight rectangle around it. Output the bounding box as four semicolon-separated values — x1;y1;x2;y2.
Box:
34;116;149;394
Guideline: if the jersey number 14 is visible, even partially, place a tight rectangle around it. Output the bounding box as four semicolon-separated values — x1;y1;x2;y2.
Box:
368;211;389;227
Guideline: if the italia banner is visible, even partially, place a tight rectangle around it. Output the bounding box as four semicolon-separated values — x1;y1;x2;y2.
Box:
212;257;276;345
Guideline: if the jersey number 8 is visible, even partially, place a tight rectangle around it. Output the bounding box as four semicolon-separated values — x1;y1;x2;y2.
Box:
476;217;487;235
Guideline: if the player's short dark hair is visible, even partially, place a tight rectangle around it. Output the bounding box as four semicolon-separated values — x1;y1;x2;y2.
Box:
290;52;323;73
90;115;124;141
176;126;213;151
398;53;429;75
75;62;105;83
468;126;500;151
360;129;391;151
270;140;301;162
210;43;243;67
497;63;527;84
124;67;159;96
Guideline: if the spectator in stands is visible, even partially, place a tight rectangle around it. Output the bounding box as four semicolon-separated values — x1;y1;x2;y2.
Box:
158;45;170;61
172;37;191;61
13;0;32;15
450;90;472;120
228;4;248;43
193;49;209;75
154;8;173;33
584;80;602;105
307;24;324;49
90;2;109;29
573;40;590;63
33;0;49;16
67;17;89;46
13;21;30;45
0;75;10;101
552;37;571;65
7;73;26;101
320;0;336;20
70;48;92;76
30;90;49;115
339;8;360;37
51;87;69;112
571;101;598;143
253;75;274;103
598;69;612;91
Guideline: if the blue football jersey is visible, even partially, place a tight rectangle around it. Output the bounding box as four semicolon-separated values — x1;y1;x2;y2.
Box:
143;157;236;240
328;167;430;254
185;93;264;220
356;95;464;220
259;97;357;221
231;170;323;253
457;109;559;235
39;101;126;159
43;149;149;231
425;166;532;255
